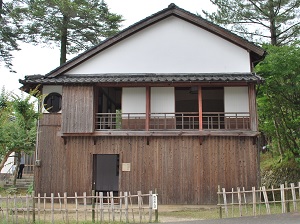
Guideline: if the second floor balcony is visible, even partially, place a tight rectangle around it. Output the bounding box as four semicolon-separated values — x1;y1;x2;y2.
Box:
95;112;250;131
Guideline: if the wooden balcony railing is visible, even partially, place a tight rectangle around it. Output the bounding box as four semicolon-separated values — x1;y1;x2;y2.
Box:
95;112;250;131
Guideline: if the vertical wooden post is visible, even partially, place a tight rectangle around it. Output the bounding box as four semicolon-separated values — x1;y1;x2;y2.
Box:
198;86;203;130
92;190;95;223
218;185;222;219
75;192;78;223
149;190;153;223
291;183;297;212
280;184;286;213
32;191;36;223
285;182;290;212
155;188;158;223
64;192;68;223
248;84;258;131
252;187;256;216
222;188;228;217
51;193;54;224
146;86;151;131
124;192;129;223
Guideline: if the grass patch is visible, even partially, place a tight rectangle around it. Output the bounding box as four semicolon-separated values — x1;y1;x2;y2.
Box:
159;208;220;220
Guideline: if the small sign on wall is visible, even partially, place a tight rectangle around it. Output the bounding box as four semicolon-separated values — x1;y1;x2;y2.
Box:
122;163;131;171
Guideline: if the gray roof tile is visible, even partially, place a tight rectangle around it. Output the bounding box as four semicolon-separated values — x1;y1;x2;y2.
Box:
20;73;263;85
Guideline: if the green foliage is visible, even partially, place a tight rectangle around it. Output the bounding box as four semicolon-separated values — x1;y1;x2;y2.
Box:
202;0;300;45
24;0;123;64
0;0;26;71
256;44;300;163
5;186;17;195
0;87;41;170
27;182;33;194
260;152;300;187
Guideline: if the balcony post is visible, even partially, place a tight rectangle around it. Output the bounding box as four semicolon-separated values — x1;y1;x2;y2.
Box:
249;84;258;131
146;86;151;131
198;86;203;130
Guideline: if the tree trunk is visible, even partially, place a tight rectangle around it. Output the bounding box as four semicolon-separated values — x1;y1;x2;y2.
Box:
0;0;3;20
0;150;14;172
60;15;69;65
268;0;278;45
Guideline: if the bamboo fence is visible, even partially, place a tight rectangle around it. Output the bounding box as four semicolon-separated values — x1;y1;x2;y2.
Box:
0;190;157;223
217;182;300;218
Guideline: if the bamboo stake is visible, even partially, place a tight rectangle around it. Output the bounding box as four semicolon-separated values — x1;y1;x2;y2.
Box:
14;194;18;223
58;193;63;221
95;192;99;223
231;188;234;217
107;192;110;222
83;192;87;222
32;191;35;223
26;194;30;223
110;192;115;222
222;188;228;217
51;193;54;224
218;185;222;219
280;184;286;213
37;193;41;222
43;193;46;223
271;186;276;208
64;192;68;223
237;187;242;217
129;192;135;222
138;191;142;222
92;190;95;223
99;192;104;222
154;188;158;223
6;195;9;223
75;192;78;223
149;190;153;223
258;187;262;215
242;187;248;214
252;187;256;216
119;191;123;222
262;186;270;214
124;192;129;223
290;183;297;212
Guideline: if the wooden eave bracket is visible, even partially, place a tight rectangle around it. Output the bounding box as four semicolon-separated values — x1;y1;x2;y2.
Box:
199;136;205;145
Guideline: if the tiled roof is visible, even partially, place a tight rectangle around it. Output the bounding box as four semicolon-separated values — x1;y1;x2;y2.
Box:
20;73;263;84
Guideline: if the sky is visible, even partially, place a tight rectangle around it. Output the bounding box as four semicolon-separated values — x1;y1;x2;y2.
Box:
0;0;216;95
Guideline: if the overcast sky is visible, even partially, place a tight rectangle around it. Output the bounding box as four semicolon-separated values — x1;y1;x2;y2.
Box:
0;0;216;95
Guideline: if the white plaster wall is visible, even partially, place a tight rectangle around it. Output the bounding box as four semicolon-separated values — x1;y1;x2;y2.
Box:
42;85;62;113
151;87;174;116
122;87;146;117
67;16;250;74
224;87;249;114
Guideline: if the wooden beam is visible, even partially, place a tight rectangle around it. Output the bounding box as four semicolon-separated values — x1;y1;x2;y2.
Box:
198;86;203;130
145;86;151;131
59;130;260;137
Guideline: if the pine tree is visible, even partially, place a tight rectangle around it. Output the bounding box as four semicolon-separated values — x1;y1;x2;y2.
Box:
25;0;123;65
202;0;300;45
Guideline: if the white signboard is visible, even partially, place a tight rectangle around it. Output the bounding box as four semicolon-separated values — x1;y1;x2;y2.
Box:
152;194;158;210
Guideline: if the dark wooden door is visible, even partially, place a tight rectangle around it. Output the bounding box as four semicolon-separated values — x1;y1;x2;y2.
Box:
93;154;119;192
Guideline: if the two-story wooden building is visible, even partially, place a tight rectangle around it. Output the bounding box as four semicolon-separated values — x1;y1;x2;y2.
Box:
20;4;265;204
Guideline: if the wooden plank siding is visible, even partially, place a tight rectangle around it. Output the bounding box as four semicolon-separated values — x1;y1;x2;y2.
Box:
61;86;94;133
35;115;259;204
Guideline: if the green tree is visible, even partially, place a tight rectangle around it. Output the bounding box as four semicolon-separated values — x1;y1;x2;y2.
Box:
0;0;25;71
256;44;300;162
202;0;300;45
25;0;123;65
0;88;41;182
